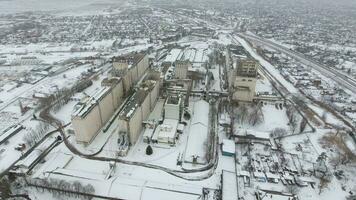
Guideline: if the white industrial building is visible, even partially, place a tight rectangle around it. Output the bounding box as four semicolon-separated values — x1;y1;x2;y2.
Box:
184;99;209;164
164;96;183;121
118;73;160;145
143;95;183;145
230;59;258;102
112;53;149;95
221;170;238;200
174;60;190;79
72;78;124;144
155;119;179;144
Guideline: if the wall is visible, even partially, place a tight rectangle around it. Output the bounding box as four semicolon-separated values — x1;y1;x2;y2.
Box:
137;55;149;79
118;118;129;134
111;80;124;109
141;94;151;121
129;66;139;83
175;63;188;79
73;105;102;143
113;62;128;71
233;76;256;102
150;82;159;109
122;73;132;95
98;91;115;125
128;106;143;145
73;79;125;144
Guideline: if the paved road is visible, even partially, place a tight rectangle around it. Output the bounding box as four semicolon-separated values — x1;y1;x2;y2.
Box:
239;33;356;94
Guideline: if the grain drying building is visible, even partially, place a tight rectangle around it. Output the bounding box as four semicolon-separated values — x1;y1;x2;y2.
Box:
230;59;258;102
112;53;149;95
72;78;124;144
118;72;160;145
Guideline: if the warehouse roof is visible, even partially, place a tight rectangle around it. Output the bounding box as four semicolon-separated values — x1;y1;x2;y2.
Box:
112;53;146;67
222;170;238;200
72;86;111;118
222;139;235;155
119;80;157;120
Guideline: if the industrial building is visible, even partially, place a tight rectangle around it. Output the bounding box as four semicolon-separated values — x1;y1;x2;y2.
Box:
164;95;183;121
145;95;184;145
222;139;235;157
111;53;149;95
221;170;238;200
230;59;258;102
72;78;124;144
174;60;190;79
118;72;160;145
184;99;210;164
153;119;179;144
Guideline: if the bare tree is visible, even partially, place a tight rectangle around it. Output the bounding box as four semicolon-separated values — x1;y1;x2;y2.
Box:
83;184;95;194
23;121;50;148
286;185;300;195
285;104;299;133
290;115;298;133
318;171;332;194
270;128;288;138
321;111;327;122
236;104;248;124
248;105;264;126
299;118;308;133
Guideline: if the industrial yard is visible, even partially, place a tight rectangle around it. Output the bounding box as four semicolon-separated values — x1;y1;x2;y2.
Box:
0;1;356;200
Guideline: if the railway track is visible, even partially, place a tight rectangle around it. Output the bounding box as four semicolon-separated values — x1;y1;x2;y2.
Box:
240;33;356;94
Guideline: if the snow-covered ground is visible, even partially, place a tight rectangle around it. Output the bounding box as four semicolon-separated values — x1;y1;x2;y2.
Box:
0;7;355;200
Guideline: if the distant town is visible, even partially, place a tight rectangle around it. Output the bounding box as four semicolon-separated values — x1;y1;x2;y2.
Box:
0;0;355;200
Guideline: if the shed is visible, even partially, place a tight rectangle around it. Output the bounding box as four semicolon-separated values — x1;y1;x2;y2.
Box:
222;139;235;157
156;119;178;144
265;172;280;183
253;172;267;182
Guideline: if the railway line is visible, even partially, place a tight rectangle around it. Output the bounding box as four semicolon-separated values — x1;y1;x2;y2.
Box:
239;33;356;94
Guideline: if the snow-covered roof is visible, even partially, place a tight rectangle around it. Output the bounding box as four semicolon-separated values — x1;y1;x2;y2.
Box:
298;176;315;183
283;173;294;180
177;123;184;132
222;139;235;154
222;170;238;200
234;128;270;140
185;122;208;163
72;86;111;118
157;119;178;140
119;81;157;120
265;172;280;179
143;127;155;139
254;171;266;178
165;48;182;63
238;170;250;177
0;124;23;142
184;100;210;164
191;100;209;126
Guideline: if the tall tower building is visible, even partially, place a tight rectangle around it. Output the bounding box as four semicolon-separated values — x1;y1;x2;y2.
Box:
231;59;258;102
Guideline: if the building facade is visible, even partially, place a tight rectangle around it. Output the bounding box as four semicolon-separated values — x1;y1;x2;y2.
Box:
174;60;190;79
72;78;124;144
164;96;183;121
112;53;149;95
118;72;160;145
231;59;258;102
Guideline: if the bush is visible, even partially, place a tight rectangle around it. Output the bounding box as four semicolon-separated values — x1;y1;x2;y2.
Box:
146;145;153;155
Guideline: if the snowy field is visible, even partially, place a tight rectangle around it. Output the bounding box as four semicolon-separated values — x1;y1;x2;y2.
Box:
0;5;354;199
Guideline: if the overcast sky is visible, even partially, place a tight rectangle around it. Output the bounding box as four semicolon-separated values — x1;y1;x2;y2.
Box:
0;0;355;15
0;0;121;14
